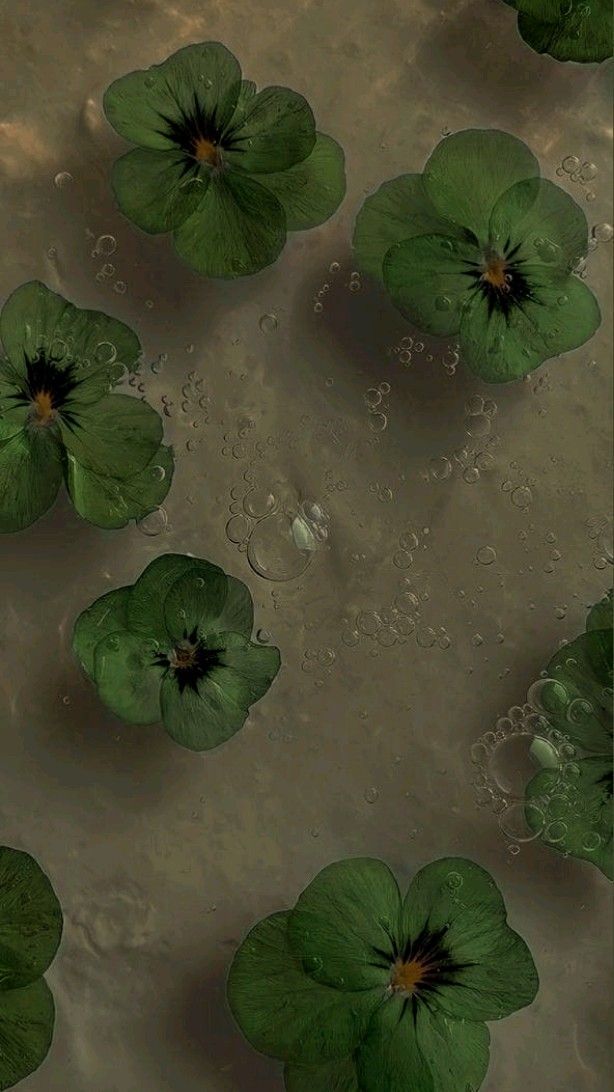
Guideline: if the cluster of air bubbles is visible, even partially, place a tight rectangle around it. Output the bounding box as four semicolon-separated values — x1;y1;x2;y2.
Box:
500;462;534;511
348;270;362;293
341;568;449;653
586;514;613;570
464;393;497;439
312;259;342;313
368;481;393;502
392;526;421;570
95;262;116;285
301;645;337;685
364;381;390;434
387;333;431;369
557;155;598;201
226;481;329;582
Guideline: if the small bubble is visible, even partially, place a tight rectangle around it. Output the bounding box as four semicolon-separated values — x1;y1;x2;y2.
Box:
313;301;324;314
511;485;532;509
561;155;580;174
393;550;412;569
429;456;452;481
137;506;168;536
357;611;380;636
463;467;480;484
329;261;341;273
476;545;497;566
113;280;127;295
92;234;117;257
592;222;613;243
259;312;278;333
369;412;387;432
364;786;379;804
416;626;436;648
54;171;73;189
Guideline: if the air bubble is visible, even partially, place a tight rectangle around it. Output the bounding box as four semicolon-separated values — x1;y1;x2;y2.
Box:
259;312;278;333
54;171;73;189
137;506;168;536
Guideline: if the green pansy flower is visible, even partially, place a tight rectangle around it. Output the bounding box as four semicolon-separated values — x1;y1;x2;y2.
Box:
353;128;601;383
501;1;612;63
227;856;538;1091
0;845;62;1090
103;41;346;278
0;281;173;532
526;589;613;879
73;553;280;751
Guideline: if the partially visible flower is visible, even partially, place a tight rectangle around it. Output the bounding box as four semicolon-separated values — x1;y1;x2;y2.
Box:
353;128;600;383
0;845;63;1089
227;856;538;1091
526;589;613;879
104;42;346;279
501;0;612;63
0;281;172;532
73;553;280;752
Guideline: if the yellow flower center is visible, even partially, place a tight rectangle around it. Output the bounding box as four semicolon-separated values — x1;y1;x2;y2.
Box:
481;255;509;290
170;644;197;669
390;958;426;994
192;135;219;166
33;389;54;423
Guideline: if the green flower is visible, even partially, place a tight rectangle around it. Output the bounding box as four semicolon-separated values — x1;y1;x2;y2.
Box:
227;856;538;1091
73;553;280;751
0;845;62;1090
502;1;612;63
353;129;600;383
0;281;173;532
526;589;613;879
103;42;346;279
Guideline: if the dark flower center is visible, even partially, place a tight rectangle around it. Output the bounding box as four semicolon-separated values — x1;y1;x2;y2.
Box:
386;924;470;1002
461;240;534;319
153;626;222;693
16;351;78;426
159;92;224;169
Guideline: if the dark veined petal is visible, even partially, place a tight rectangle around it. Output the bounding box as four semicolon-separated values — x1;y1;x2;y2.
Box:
287;858;402;991
93;630;164;725
353;174;463;284
516;0;612;63
586;589;612;633
526;756;613;880
0;280;141;385
111;148;210;234
284;1058;360;1092
127;554;204;643
400;858;538;1022
64;442;173;530
162;563;230;643
72;586;131;682
173;170;287;278
223;86;315;173
58;393;163;479
226;80;257;127
423;130;540;247
0;978;55;1090
103;41;242;151
489;177;589;274
257;133;346;231
383;234;481;337
0;416;63;533
355;995;490;1092
0;846;62;989
227;911;382;1065
536;627;613;754
458;274;601;382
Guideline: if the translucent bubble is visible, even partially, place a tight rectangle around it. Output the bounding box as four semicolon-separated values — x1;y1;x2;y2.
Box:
430;456;452;481
416;626;436;648
247;512;312;581
582;831;602;852
499;801;545;842
527;678;569;717
476;545;496;566
488;732;556;798
393;550;412;569
150;464;166;482
94;341;117;365
465;395;484;415
465;413;490;438
357;611;380;636
545;820;567;844
365;388;382;408
259;312;278;333
592;222;613;243
446;871;463;889
399;531;419;551
137;506;168;536
92;234;117;257
54;171;73;188
226;514;251;544
463;467;480;484
243;487;277;519
561;155;580;174
364;787;379;804
511;485;532;509
369;412;387;432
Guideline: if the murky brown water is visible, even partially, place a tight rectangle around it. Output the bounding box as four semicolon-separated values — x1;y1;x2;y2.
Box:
1;1;612;1090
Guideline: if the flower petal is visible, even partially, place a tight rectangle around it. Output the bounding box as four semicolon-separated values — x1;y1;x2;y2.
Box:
401;858;538;1022
489;177;589;274
516;1;612;63
213;575;254;638
284;1058;360;1092
356;996;490;1092
0;979;55;1089
526;756;613;880
423;130;539;246
223;86;315;173
353;174;462;284
104;42;242;150
72;585;131;681
64;442;173;529
93;630;163;725
257;132;346;231
538;627;612;754
383;234;480;337
111;148;210;234
59;393;163;479
0;419;63;533
459;274;601;382
127;554;203;643
173;170;287;278
0;845;62;988
227;911;381;1065
162;564;230;643
287;858;401;991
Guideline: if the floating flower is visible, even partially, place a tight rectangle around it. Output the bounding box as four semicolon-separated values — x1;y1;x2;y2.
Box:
73;553;280;751
501;1;612;63
0;845;62;1089
526;589;612;879
353;129;600;382
104;42;346;278
0;281;172;531
227;856;538;1090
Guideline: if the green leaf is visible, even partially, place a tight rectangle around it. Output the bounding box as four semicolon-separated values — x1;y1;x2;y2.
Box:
540;627;612;753
104;41;242;151
162;563;230;643
284;1058;360;1092
586;589;612;633
127;554;203;643
0;418;63;533
93;630;163;725
353;174;460;283
173;170;287;278
257;132;346;231
65;442;173;529
489;178;589;274
526;756;613;880
72;585;131;681
459;273;601;383
355;996;490;1092
383;234;480;337
59;393;163;479
516;0;612;63
227;911;381;1065
287;858;401;991
111;148;209;234
0;846;62;990
423;130;540;246
0;979;55;1091
224;86;315;173
213;575;254;638
400;858;538;1022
